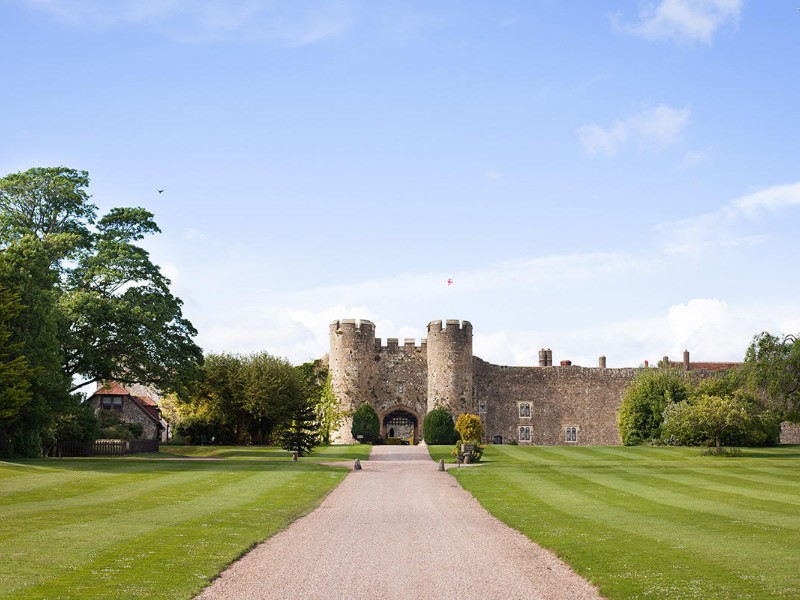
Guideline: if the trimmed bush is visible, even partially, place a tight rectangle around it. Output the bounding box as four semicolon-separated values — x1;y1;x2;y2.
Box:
351;402;380;444
423;406;457;445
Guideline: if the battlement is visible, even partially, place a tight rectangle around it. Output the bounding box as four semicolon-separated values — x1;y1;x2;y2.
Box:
330;319;376;337
427;319;473;335
376;337;426;351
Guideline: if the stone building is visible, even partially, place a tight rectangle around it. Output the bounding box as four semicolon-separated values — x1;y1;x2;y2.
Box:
328;318;797;446
88;382;164;441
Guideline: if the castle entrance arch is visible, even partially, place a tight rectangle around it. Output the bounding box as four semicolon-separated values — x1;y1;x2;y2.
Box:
383;409;418;444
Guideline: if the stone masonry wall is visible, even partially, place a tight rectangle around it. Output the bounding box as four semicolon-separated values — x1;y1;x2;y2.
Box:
780;422;800;444
89;397;160;441
369;338;428;435
474;358;635;445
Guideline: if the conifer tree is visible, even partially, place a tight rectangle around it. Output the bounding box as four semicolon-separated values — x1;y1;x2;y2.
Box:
280;397;319;457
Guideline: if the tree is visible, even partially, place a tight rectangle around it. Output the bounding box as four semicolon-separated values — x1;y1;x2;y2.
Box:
0;166;203;455
315;372;345;444
423;406;457;444
455;412;484;443
0;285;33;432
279;395;319;456
351;402;379;443
744;332;800;422
240;352;304;444
0;234;71;456
663;395;752;451
618;367;689;445
184;351;309;445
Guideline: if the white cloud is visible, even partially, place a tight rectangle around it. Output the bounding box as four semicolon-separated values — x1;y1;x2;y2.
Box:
729;182;800;216
578;104;690;156
657;181;800;254
472;297;792;369
613;0;743;44
20;0;357;46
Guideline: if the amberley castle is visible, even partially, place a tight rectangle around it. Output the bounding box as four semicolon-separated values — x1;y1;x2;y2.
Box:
326;318;800;446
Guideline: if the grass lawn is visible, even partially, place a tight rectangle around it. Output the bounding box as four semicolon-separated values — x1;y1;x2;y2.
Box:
154;443;373;461
0;444;370;599
429;444;800;599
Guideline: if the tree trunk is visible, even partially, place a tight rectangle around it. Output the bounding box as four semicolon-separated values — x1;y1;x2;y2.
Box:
716;433;721;451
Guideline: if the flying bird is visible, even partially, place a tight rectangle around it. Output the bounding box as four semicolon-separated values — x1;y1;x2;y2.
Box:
157;189;164;194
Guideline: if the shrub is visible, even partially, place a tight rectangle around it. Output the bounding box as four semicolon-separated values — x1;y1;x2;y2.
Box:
663;393;781;449
618;367;688;445
452;413;485;463
455;413;484;443
175;415;235;445
423;406;457;445
97;410;144;441
351;402;380;444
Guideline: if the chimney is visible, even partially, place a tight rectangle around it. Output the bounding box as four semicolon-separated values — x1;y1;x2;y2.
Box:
683;349;690;371
538;348;548;367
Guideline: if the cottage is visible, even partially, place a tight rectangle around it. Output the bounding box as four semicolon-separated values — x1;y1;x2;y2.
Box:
88;382;164;441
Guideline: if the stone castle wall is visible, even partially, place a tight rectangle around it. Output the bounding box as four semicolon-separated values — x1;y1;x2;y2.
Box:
329;319;427;443
473;358;634;445
329;318;799;446
426;320;473;414
781;422;800;444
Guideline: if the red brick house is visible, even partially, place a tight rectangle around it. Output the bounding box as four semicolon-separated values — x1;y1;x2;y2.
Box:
88;382;164;442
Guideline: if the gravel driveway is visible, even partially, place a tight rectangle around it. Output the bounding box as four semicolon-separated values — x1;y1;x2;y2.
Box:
196;445;602;600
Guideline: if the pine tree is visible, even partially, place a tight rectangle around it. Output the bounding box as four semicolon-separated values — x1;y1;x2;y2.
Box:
280;397;319;457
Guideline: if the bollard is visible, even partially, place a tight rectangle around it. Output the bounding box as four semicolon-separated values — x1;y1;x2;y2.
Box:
354;459;362;471
438;459;445;472
291;451;298;462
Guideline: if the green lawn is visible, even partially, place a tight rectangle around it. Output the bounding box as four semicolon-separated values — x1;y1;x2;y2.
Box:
429;444;800;599
0;444;370;599
154;443;372;461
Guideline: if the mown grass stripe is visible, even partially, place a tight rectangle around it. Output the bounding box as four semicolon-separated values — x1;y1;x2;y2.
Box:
0;451;352;600
440;445;800;599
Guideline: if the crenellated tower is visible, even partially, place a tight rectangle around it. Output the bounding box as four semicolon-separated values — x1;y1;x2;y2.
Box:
329;319;377;443
426;320;473;414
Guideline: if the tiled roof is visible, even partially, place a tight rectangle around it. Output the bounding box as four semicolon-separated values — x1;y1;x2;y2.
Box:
690;362;741;371
135;395;158;407
94;381;130;396
131;395;161;423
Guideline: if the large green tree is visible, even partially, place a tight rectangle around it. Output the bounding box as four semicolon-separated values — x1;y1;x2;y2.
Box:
0;285;34;451
186;351;306;444
618;367;689;445
0;167;202;455
744;331;800;422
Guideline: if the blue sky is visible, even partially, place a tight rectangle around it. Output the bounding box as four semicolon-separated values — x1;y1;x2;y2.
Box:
2;0;800;368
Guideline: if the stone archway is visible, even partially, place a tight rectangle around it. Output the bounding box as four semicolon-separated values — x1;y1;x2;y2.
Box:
383;409;418;444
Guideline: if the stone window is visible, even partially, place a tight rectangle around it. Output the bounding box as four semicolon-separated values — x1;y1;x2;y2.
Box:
518;402;531;418
101;396;123;411
478;401;486;414
519;426;531;442
565;427;577;443
397;383;404;395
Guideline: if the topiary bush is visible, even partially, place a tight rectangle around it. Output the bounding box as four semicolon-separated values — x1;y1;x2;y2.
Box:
423;406;457;445
351;402;380;444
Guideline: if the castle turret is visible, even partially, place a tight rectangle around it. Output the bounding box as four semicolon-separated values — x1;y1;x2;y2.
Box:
329;319;377;443
426;320;473;414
